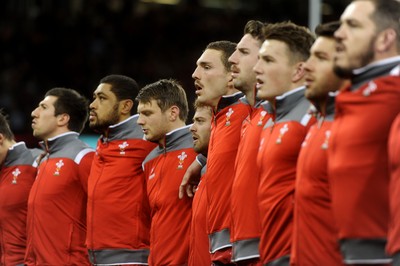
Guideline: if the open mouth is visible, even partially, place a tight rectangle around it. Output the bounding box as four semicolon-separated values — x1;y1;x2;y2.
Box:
256;78;264;89
194;82;203;95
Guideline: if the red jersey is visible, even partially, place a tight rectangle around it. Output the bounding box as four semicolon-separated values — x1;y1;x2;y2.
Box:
0;142;37;265
205;92;250;260
230;100;272;263
189;171;211;266
143;126;197;266
328;60;400;264
291;97;343;266
25;132;94;266
87;115;157;264
388;113;400;264
257;87;315;265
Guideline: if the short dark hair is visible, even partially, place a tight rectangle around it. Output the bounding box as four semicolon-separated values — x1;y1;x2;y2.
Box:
315;21;341;38
262;21;315;63
366;0;400;49
136;79;189;122
193;99;213;113
100;74;139;102
99;74;139;115
206;41;237;72
244;20;266;43
0;111;14;141
45;88;89;133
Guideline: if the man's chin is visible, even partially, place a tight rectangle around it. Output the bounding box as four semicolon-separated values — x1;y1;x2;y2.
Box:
304;90;313;101
32;132;41;139
89;124;105;133
146;138;158;143
333;65;353;79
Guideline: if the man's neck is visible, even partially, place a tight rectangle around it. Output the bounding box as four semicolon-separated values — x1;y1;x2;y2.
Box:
44;129;73;141
225;86;240;96
158;120;186;147
5;139;16;150
244;89;255;106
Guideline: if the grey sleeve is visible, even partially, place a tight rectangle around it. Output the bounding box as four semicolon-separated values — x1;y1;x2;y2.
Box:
196;153;207;168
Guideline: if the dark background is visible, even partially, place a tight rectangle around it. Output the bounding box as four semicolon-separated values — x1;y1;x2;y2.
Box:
0;0;349;147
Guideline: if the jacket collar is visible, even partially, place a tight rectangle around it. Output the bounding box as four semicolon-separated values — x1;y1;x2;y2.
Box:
216;92;244;113
103;115;138;141
310;92;336;123
4;142;28;166
40;132;79;153
239;95;264;108
274;86;306;120
160;125;191;150
351;56;400;91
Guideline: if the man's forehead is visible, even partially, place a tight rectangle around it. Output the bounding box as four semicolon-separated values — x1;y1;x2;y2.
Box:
198;49;222;63
259;39;282;54
41;95;57;105
341;1;374;22
94;83;113;94
138;99;158;108
237;34;260;48
194;108;212;117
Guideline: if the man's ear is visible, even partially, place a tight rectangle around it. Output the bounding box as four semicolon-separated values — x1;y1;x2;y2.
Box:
57;113;70;127
169;105;180;122
120;99;134;115
292;62;306;83
376;28;397;53
0;133;4;146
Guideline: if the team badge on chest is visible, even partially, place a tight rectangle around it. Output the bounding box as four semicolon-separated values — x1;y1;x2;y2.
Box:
362;81;377;97
321;130;331;150
12;168;21;184
54;159;64;176
276;124;289;144
258;111;268;126
225;108;234;126
119;141;129;155
177;152;188;169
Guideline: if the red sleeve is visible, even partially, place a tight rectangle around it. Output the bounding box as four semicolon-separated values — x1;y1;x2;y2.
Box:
78;151;94;193
388;114;400;255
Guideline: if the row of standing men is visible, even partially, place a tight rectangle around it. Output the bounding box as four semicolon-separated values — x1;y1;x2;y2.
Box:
0;0;400;265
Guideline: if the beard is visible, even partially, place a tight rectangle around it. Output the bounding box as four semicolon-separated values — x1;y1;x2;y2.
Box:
233;78;245;91
89;104;119;133
333;65;353;79
334;36;376;79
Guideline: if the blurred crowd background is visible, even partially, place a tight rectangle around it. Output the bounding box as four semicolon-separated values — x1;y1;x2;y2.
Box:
0;0;348;147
